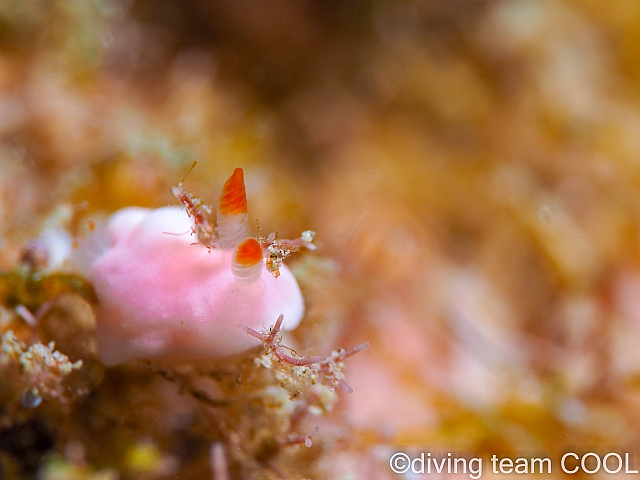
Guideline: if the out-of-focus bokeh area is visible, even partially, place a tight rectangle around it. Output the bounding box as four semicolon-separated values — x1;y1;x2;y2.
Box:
3;0;640;478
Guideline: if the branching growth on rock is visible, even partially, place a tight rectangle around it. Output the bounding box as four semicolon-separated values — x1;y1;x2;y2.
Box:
0;329;83;407
240;314;370;395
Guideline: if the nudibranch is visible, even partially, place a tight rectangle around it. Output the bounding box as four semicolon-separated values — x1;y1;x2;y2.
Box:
78;168;315;366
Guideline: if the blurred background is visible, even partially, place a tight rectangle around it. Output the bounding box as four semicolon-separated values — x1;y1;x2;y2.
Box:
3;0;640;478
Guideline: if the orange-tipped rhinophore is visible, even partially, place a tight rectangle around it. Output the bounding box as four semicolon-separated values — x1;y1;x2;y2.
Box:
217;168;249;248
218;168;248;215
232;237;264;285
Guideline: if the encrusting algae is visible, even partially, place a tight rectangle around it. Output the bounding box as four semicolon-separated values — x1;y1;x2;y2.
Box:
0;167;368;480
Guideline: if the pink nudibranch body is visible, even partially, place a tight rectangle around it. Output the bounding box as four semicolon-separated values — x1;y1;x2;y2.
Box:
83;170;305;366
